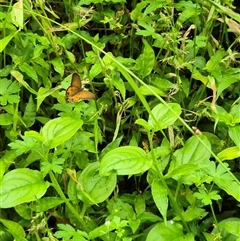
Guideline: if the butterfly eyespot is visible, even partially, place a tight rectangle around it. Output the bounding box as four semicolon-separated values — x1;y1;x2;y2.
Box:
66;73;95;102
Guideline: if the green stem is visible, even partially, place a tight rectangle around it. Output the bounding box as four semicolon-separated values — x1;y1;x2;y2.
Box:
148;132;190;232
49;171;89;232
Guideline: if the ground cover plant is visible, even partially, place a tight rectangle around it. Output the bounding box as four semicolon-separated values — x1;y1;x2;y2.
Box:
0;0;240;240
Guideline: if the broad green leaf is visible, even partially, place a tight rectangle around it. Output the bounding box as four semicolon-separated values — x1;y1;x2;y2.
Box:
168;135;211;184
215;178;240;202
11;70;37;95
50;57;64;77
100;135;123;158
204;49;225;72
0;219;27;241
174;206;207;222
217;70;240;99
146;221;194;241
139;85;167;97
89;221;116;239
165;164;199;179
36;86;62;111
89;61;102;81
77;162;117;204
0;168;49;208
152;179;168;224
30;197;64;212
0;150;17;179
23;95;36;128
19;62;38;83
218;219;240;237
15;204;32;220
135;118;152;132
204;162;240;201
0;31;18;52
176;6;198;26
112;74;126;100
134;195;145;215
229;104;240;123
138;212;162;222
100;146;152;176
11;0;23;29
217;146;240;161
42;117;83;149
170;135;211;167
0;113;13;125
130;1;151;21
134;39;155;78
148;103;182;130
79;0;125;5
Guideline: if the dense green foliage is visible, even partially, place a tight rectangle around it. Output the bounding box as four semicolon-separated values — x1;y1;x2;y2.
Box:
0;0;240;240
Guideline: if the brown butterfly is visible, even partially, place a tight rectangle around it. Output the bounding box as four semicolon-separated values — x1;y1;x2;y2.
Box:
66;73;95;102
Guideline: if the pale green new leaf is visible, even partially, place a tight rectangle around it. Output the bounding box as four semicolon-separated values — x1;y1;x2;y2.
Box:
148;103;182;131
42;117;83;149
77;162;116;204
100;146;152;176
152;179;168;224
0;168;49;208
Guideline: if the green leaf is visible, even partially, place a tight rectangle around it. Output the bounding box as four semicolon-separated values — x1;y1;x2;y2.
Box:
111;73;126;100
23;95;36;128
0;31;18;52
77;162;117;204
168;135;211;184
130;1;151;21
217;146;240;161
176;6;198;26
146;221;194;241
135;118;152;132
0;113;13;125
50;57;64;77
148;103;182;131
42;117;83;149
100;146;152;176
15;204;32;220
11;0;24;29
134;195;145;215
30;197;65;212
134;39;155;78
0;168;49;208
218;219;240;238
204;49;225;72
0;78;20;105
41;157;65;175
194;189;221;205
139;85;167;97
165;164;199;179
204;162;240;201
171;135;211;167
11;70;37;95
174;206;207;222
217;69;240;99
55;224;88;241
0;219;27;241
151;179;168;224
8;136;39;155
19;62;38;83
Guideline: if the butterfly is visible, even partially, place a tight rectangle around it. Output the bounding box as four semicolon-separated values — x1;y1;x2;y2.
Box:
66;73;95;102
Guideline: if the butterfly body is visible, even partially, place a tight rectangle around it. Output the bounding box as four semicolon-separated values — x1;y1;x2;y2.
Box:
66;73;95;102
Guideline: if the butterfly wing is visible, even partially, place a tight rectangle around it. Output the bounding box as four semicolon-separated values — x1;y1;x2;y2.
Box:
66;73;95;102
71;73;82;89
